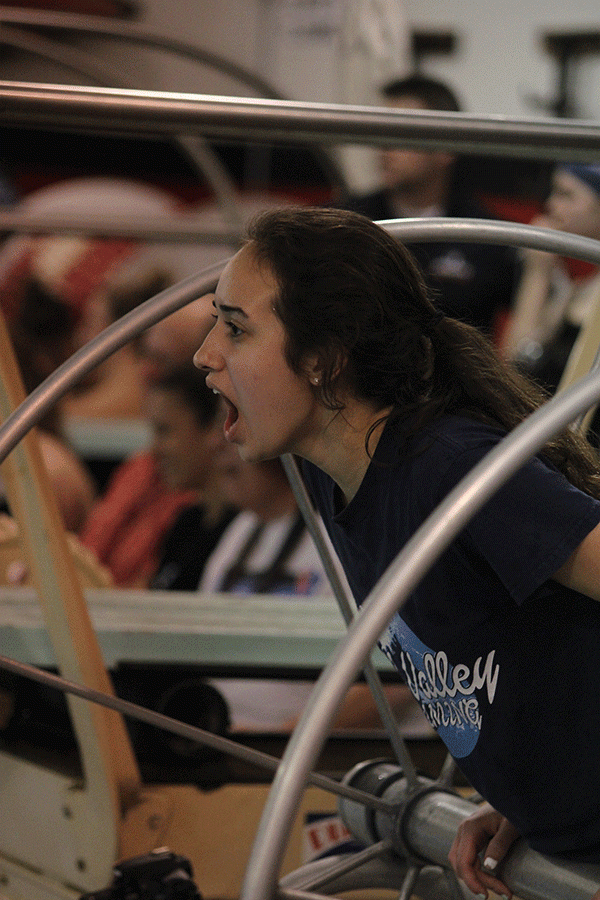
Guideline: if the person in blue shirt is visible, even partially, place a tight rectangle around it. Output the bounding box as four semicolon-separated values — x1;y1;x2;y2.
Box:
194;206;600;899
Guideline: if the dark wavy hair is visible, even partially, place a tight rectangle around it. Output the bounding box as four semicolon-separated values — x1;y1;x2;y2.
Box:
246;206;600;498
381;73;461;112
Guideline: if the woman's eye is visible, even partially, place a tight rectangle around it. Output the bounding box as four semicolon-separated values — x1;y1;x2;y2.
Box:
226;321;243;338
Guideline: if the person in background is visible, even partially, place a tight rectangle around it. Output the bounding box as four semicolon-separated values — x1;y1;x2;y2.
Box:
59;267;172;421
199;448;331;598
199;442;429;736
339;73;519;336
501;162;600;400
2;274;97;533
148;366;236;591
0;177;200;423
0;177;208;537
0;231;144;532
79;296;218;587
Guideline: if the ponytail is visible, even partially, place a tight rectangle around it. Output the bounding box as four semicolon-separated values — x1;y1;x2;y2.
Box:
427;317;600;499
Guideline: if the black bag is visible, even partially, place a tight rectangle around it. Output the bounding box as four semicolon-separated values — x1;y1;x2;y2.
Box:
80;849;202;900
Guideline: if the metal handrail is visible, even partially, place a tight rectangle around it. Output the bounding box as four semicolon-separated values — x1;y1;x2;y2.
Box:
0;9;348;198
2;80;600;161
0;208;242;243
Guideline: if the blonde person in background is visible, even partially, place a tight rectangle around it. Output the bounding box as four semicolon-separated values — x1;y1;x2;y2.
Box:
502;162;600;405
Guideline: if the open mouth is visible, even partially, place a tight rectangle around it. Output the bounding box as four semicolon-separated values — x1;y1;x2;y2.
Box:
221;395;239;440
209;383;240;441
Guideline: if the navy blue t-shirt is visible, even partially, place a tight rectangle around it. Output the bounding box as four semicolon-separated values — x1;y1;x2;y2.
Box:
302;414;600;860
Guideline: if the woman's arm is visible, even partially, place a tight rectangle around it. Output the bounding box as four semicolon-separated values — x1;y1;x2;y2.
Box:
553;519;600;601
448;517;600;896
500;215;559;359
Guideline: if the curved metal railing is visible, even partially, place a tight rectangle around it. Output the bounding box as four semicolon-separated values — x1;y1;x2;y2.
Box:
0;219;599;899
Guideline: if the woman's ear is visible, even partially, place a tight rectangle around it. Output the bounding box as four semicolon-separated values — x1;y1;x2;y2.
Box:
305;355;324;387
305;351;346;390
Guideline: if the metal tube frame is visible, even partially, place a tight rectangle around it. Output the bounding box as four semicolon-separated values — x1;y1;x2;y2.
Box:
2;80;600;161
0;220;599;900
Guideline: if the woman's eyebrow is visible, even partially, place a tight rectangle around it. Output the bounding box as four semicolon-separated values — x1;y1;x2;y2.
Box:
213;299;248;318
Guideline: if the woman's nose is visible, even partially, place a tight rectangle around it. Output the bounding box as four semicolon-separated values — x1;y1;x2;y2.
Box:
193;345;206;370
194;331;218;371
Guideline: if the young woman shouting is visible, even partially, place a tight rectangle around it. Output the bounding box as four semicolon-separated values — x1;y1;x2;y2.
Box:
195;206;600;899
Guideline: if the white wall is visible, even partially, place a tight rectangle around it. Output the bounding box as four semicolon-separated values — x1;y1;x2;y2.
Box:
400;0;600;121
133;0;600;121
2;1;599;119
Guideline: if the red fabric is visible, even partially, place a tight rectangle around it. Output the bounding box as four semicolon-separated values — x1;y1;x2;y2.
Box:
0;236;137;326
53;238;137;315
80;451;195;587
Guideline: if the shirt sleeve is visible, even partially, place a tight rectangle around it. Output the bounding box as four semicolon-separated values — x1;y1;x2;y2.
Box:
439;446;600;605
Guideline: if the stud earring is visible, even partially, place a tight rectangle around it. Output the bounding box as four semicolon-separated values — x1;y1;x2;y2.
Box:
312;376;320;385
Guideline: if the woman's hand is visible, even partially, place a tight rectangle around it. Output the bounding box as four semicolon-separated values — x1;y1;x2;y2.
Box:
448;802;520;898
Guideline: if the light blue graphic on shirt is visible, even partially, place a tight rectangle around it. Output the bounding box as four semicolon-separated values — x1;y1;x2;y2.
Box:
379;615;499;758
228;571;322;596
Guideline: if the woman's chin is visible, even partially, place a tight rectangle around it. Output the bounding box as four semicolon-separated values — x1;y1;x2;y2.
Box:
237;443;276;465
